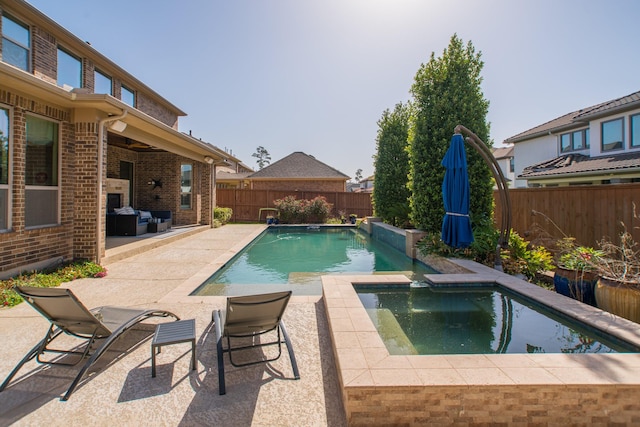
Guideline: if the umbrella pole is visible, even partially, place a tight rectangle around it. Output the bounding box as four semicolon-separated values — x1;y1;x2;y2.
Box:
454;125;512;271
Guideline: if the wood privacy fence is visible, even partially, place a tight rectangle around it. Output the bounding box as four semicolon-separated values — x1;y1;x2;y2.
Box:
494;183;640;248
216;189;373;222
217;184;640;248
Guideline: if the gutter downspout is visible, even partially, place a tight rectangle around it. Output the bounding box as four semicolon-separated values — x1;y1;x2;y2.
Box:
96;110;128;264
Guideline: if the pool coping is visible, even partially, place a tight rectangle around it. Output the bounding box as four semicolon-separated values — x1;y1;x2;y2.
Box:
321;260;640;392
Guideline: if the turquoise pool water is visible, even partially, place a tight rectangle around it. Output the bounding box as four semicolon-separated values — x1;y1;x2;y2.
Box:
356;284;637;354
192;226;437;296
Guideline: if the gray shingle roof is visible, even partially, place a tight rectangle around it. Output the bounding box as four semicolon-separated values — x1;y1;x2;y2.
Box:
492;146;514;159
519;151;640;179
504;89;640;144
248;152;349;180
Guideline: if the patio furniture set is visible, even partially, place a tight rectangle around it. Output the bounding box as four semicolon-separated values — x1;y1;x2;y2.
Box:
0;287;299;400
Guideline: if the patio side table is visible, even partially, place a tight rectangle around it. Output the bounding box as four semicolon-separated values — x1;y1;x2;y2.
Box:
151;319;197;377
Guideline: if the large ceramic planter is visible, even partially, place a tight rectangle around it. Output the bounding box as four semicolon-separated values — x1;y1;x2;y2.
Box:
595;277;640;323
553;267;598;306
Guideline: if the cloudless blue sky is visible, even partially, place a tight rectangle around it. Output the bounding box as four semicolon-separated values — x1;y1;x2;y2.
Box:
26;0;640;179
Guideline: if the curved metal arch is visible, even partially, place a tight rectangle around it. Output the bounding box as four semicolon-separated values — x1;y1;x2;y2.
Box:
454;125;512;270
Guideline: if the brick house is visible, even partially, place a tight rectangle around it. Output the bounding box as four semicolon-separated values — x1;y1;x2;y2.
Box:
0;0;235;277
247;152;349;192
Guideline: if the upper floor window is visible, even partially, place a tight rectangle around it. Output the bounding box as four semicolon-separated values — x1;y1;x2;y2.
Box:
121;85;135;107
601;118;624;152
57;47;82;90
180;163;192;209
0;106;9;230
560;128;589;153
631;114;640;148
509;157;515;173
25;115;59;227
1;14;30;71
94;69;112;95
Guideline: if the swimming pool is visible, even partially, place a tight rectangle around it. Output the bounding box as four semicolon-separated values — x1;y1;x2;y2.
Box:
356;284;633;354
192;226;436;296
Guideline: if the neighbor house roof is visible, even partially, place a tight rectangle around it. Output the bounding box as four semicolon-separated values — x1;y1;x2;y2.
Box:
504;89;640;144
519;151;640;180
248;152;349;180
492;146;514;160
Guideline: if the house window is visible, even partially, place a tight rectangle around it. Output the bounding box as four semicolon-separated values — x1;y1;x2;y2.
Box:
180;163;192;209
509;157;514;173
560;133;571;153
94;69;112;95
0;106;9;230
601;118;624;152
1;14;30;71
25;115;59;227
631;114;640;148
559;128;589;153
57;47;82;89
121;85;135;107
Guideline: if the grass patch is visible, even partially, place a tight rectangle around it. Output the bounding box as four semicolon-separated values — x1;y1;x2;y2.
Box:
0;260;107;308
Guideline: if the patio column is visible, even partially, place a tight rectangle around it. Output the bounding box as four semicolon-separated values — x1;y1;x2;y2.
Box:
73;121;103;261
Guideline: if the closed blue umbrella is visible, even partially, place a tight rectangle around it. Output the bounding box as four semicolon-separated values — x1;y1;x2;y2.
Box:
441;133;474;248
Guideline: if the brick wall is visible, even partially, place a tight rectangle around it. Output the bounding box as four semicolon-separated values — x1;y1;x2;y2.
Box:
345;385;640;425
251;180;345;192
73;121;100;260
0;89;74;275
106;146;213;226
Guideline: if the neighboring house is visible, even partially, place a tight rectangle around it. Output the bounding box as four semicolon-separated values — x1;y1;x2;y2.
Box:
355;175;374;193
215;160;253;189
504;90;640;187
247;152;349;192
0;0;237;277
491;145;515;187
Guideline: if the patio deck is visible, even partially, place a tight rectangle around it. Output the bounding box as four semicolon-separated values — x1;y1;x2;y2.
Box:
3;224;640;425
0;224;347;426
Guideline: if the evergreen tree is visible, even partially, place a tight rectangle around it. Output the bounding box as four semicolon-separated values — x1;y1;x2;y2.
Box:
372;102;411;227
408;34;493;233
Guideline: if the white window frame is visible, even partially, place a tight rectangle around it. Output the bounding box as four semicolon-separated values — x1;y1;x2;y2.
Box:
25;114;61;229
631;114;640;148
1;13;31;72
0;104;12;231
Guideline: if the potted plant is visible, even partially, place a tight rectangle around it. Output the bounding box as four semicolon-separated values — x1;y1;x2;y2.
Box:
592;228;640;323
553;238;602;306
349;214;357;224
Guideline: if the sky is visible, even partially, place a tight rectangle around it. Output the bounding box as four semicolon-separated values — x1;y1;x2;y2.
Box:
25;0;640;180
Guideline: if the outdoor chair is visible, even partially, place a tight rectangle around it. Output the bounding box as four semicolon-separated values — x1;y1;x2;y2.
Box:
0;286;179;401
212;290;300;395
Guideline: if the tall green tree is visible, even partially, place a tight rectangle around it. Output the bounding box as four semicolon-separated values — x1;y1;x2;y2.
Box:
252;146;271;170
372;102;411;227
408;34;493;233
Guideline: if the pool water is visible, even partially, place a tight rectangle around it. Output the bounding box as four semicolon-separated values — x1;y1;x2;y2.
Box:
356;284;635;354
192;227;436;296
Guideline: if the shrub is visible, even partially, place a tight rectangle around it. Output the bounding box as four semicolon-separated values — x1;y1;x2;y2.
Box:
501;230;554;280
213;207;233;224
305;196;332;223
0;260;107;307
273;196;332;224
274;196;301;224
